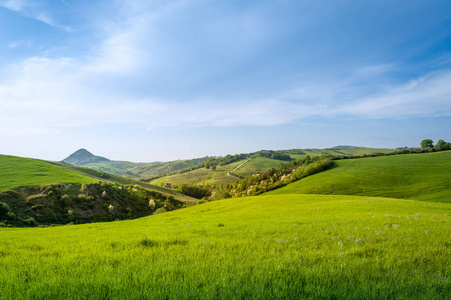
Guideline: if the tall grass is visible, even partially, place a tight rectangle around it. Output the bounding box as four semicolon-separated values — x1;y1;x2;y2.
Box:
1;194;450;299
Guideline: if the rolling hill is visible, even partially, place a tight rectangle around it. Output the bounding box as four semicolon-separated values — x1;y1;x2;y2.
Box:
1;194;449;298
1;148;450;298
62;149;209;179
0;154;196;227
268;150;451;202
0;154;99;190
149;148;395;187
63;148;110;165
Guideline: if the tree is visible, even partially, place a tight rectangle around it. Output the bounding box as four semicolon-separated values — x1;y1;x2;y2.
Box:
420;139;434;149
435;139;446;151
434;139;451;151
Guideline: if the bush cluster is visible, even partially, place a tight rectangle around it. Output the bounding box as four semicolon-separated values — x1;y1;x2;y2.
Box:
0;182;185;227
178;156;332;201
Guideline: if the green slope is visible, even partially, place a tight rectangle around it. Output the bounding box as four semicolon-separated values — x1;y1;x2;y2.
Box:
1;194;450;298
150;157;289;186
0;155;98;190
267;151;451;202
288;147;394;159
149;160;244;186
0;154;196;203
151;148;396;187
231;157;286;178
51;162;197;203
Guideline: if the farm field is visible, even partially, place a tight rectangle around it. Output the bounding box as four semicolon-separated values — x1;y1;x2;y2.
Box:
149;159;247;186
150;148;396;187
231;157;287;178
1;194;450;299
268;151;451;203
0;155;98;190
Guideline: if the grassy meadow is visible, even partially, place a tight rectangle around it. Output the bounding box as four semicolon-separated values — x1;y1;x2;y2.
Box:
0;154;195;203
269;151;451;202
231;157;287;178
1;194;450;299
149;160;246;186
288;148;394;159
0;155;98;190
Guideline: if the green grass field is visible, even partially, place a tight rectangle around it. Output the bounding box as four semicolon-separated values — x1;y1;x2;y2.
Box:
232;157;287;178
150;148;396;187
0;154;196;203
0;194;450;299
150;160;246;186
0;155;99;190
289;148;394;159
268;151;451;203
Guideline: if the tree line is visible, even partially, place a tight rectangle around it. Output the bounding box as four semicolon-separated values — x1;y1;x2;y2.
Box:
178;156;332;201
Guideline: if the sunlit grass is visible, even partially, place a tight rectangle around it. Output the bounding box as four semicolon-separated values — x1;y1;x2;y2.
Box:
0;155;98;190
1;194;450;299
268;151;451;203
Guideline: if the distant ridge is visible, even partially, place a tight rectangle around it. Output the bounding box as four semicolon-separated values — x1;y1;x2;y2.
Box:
63;148;110;166
326;145;361;150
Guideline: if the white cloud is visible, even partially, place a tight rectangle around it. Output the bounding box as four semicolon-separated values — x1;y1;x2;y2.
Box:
1;45;451;138
1;0;451;139
0;0;71;31
340;72;451;118
0;0;29;11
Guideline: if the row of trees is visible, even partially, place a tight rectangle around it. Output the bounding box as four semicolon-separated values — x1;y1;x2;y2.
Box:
178;155;332;201
142;150;294;181
421;139;451;151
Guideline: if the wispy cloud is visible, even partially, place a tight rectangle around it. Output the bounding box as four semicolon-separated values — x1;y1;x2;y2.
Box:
340;72;451;118
1;47;450;138
0;0;71;31
1;0;450;138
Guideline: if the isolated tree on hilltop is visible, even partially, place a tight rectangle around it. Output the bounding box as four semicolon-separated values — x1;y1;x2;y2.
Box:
420;139;434;149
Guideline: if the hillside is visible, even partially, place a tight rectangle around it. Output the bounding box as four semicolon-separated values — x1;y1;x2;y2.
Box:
63;148;110;165
149;159;246;186
231;157;287;178
149;148;394;187
52;162;196;202
62;149;208;179
0;154;197;226
0;154;99;190
285;147;394;159
0;154;194;202
268;151;451;202
1;194;449;298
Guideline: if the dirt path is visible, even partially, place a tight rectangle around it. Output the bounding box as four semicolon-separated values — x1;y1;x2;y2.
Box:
227;159;251;176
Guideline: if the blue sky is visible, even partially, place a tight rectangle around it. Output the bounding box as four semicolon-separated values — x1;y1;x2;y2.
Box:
1;0;451;162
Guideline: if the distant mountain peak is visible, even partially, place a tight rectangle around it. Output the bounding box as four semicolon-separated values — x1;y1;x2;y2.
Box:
63;149;110;166
72;148;94;157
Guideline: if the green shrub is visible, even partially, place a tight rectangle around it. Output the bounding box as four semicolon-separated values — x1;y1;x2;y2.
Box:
23;217;37;227
26;194;47;203
30;204;44;211
0;202;11;217
153;207;167;215
77;194;86;202
60;194;72;206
